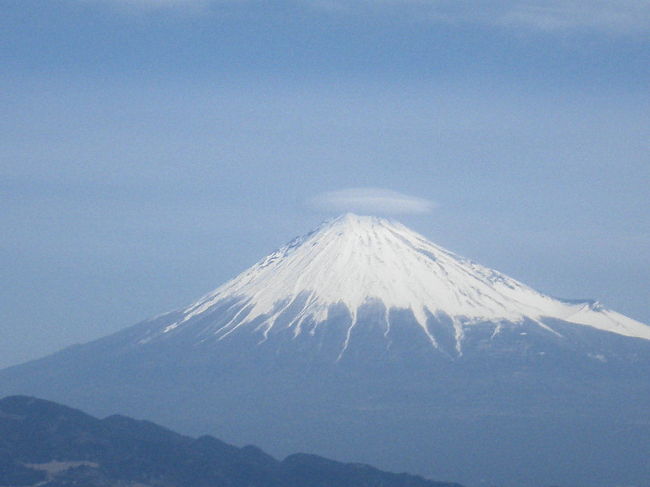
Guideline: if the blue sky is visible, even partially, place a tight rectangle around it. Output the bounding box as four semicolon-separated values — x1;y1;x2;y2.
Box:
1;0;649;368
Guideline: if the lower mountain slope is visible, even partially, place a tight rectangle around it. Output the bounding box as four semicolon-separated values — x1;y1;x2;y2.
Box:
0;395;461;487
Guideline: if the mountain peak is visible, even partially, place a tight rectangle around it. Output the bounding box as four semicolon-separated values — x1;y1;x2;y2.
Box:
3;227;648;487
325;212;394;226
151;216;650;354
309;213;405;241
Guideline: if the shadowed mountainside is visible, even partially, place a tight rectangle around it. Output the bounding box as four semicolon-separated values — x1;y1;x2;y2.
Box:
0;395;462;487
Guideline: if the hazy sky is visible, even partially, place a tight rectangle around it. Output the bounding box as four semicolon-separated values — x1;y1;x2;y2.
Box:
1;0;649;368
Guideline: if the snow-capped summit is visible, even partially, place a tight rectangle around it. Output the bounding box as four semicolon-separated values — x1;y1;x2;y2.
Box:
152;213;650;354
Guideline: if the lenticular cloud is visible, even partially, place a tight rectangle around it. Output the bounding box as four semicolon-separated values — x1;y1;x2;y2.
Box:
310;188;435;215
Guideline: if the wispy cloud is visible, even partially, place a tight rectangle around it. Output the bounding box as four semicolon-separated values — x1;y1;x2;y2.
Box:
79;0;214;13
83;0;650;32
342;0;650;32
492;0;650;31
310;188;436;215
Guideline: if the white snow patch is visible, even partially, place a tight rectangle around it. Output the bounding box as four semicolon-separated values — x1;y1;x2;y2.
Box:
158;213;650;347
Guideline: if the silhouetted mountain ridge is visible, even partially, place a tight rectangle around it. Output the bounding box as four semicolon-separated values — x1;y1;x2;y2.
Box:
0;395;462;487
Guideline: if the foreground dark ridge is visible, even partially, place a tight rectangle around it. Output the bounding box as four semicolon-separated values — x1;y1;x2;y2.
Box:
0;395;462;487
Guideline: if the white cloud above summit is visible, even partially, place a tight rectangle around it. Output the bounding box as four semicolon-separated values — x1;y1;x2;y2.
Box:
309;188;436;215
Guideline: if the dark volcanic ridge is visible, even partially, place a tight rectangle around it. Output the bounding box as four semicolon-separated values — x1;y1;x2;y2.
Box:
0;395;461;487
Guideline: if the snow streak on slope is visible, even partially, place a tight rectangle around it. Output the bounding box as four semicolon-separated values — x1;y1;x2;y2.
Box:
161;214;650;345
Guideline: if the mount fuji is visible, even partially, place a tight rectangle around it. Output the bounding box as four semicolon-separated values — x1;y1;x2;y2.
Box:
142;213;649;356
2;214;649;487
